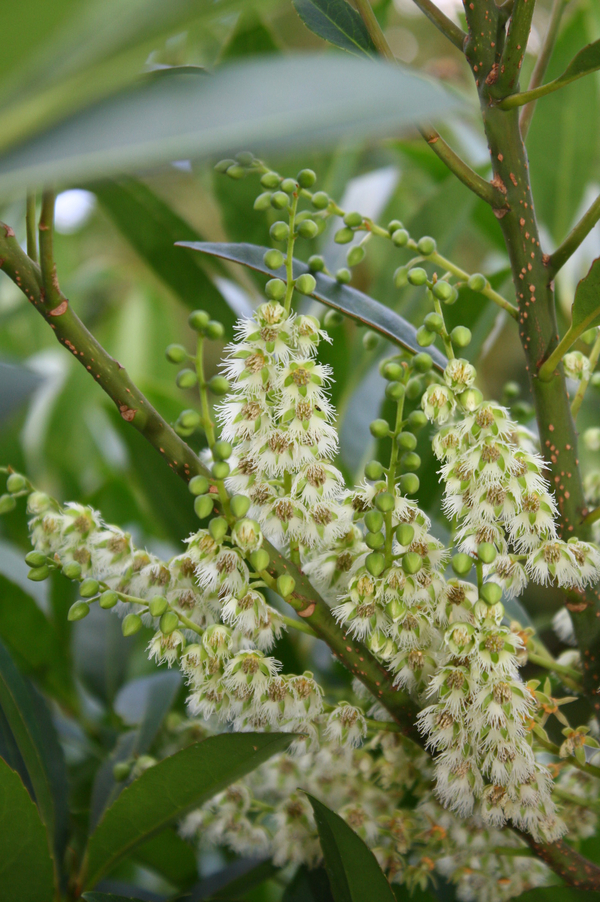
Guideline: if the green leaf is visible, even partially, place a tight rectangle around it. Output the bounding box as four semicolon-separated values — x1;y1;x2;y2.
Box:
84;732;292;889
306;793;396;902
221;9;281;59
0;55;457;198
178;241;448;373
0;638;69;872
571;256;600;333
511;890;596;901
94;178;235;328
82;895;146;902
283;865;335;901
0;758;55;902
542;39;600;94
292;0;377;58
133;827;198;888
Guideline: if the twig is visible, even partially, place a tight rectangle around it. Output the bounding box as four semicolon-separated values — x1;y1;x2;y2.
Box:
497;0;537;95
548;193;600;277
354;0;396;61
418;125;507;208
571;331;600;419
26;193;37;263
535;735;600;780
407;0;466;51
519;0;568;139
583;506;600;528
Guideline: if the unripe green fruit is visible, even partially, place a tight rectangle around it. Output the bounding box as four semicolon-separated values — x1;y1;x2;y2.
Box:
209;375;230;396
166;344;187;364
149;595;168;617
383;362;403;381
365;460;384;481
408;267;427;286
459;388;483;411
468;273;486;292
264;249;284;270
236;151;254;166
179;409;201;429
271;191;289;210
122;613;143;637
25;551;47;567
403;552;422;574
226;164;245;180
298;169;316;188
0;494;16;513
452;553;472;576
343;211;363;227
277;575;296;597
160;611;179;635
347;245;366;267
297;219;318;240
209;516;228;542
189;475;209;496
393;266;409;289
215;158;235;173
407;410;427;431
188;309;210;331
417;235;436;255
416;327;435;347
413;352;433;373
63;562;82;580
7;473;26;493
442;286;458;305
336;268;351;284
375;492;395;513
253;192;272;211
388;219;403;233
100;590;119;609
451;326;471;348
385;381;405;401
213;440;232;461
513;401;534;421
399;473;420;495
176;369;198;389
212;461;230;479
249;549;270;571
80;578;99;598
370;419;389;439
365;552;385;577
68;601;90;621
397;432;417;452
395;523;414;546
366;531;385;549
279;177;296;194
335;227;354;245
296;273;316;295
391;229;409;247
205;321;225;340
311;191;330;209
405;377;423;400
324;310;343;328
477;542;497;564
308;255;325;272
270;221;289;242
401;451;421;472
424;313;444;333
503;380;521;399
194;495;214;519
432;280;453;302
113;761;132;782
481;582;502;604
230;495;251;518
592;372;600;387
261;171;281;189
365;509;384;532
582;328;598;344
28;565;49;581
175;424;195;439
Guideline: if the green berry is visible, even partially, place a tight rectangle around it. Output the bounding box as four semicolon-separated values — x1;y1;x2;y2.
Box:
270;221;289;242
395;523;414;546
100;590;119;609
179;409;201;429
468;273;487;292
347;245;366;267
451;326;471;348
194;495;214;519
401;451;421;471
297;219;318;239
399;473;420;495
477;543;497;564
113;761;132;782
405;377;423;400
343;211;363;227
324;310;343;328
365;460;384;481
264;249;284;270
413;352;433;373
28;565;49;581
226;164;245;180
361;327;378;351
393;266;409;289
277;575;296;597
459;388;484;411
280;178;297;194
365;509;384;532
253;192;273;211
365;552;385;577
63;562;82;580
212;461;230;479
402;552;422;574
311;191;329;209
265;278;286;301
25;551;46;567
80;578;99;598
442;285;458;305
209;375;230;396
375;492;395;513
149;595;169;617
397;432;417;452
308;255;325;272
160;611;179;635
205;321;224;340
213;440;232;461
249;549;270;571
336;268;351;284
481;582;503;604
6;473;26;493
215;158;235;173
176;369;198;389
424;313;444;333
417;236;436;255
408;267;427;286
235;151;254;166
175;424;194;439
387;220;403;233
296;274;316;295
432;280;454;302
230;495;251;518
452;553;472;576
298;169;316;188
366;531;385;549
503;380;521;399
0;494;16;514
68;601;90;621
271;191;289;210
392;229;409;247
582;328;598;344
261;171;281;189
416;326;435;347
189;475;209;496
166;344;187;364
407;410;427;431
385;381;405;401
122;613;143;637
188;309;210;331
383;362;403;381
335;227;354;245
369;419;389;439
209;516;228;542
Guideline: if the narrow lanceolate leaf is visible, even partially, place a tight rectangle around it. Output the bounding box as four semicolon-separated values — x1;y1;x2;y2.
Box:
0;758;55;902
0;56;457;199
94;179;235;328
292;0;377;58
540;39;600;94
510;889;597;902
571;256;600;333
178;241;448;373
84;733;292;889
306;794;396;902
82;894;147;902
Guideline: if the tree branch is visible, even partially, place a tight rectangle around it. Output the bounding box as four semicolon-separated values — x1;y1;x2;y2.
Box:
496;0;537;95
408;0;466;51
418;125;508;208
548;192;600;277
